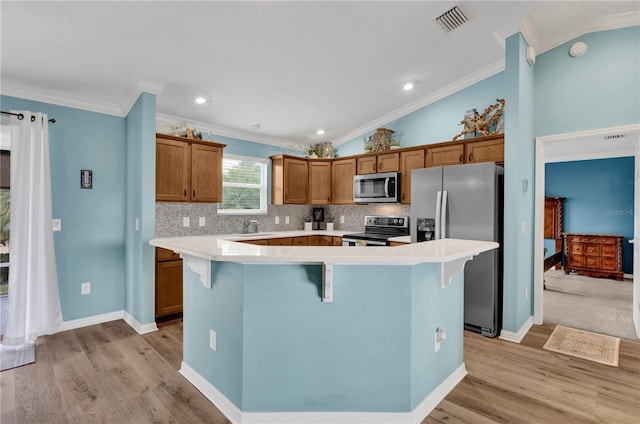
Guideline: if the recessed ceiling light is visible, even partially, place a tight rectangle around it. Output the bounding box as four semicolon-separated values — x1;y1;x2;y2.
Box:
403;82;414;91
195;96;208;104
317;129;325;135
569;41;588;57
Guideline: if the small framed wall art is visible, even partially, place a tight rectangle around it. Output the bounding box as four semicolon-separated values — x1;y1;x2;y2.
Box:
81;169;93;189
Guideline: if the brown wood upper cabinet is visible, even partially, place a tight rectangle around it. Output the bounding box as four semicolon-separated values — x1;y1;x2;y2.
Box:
331;158;356;205
465;136;504;164
400;148;425;204
271;155;309;204
426;144;464;167
156;133;225;203
308;160;332;205
357;152;399;175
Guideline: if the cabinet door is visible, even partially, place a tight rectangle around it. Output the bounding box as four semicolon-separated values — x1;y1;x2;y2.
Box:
156;138;190;202
292;237;308;246
465;138;504;163
332;158;356;204
309;160;332;204
156;260;183;318
400;148;425;204
426;144;463;167
376;152;399;172
357;156;377;175
191;143;223;202
284;158;309;204
331;237;342;246
269;237;293;246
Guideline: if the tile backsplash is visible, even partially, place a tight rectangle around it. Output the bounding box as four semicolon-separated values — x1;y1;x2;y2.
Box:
155;202;410;237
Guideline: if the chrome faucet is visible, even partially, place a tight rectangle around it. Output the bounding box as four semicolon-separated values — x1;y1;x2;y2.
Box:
243;219;260;234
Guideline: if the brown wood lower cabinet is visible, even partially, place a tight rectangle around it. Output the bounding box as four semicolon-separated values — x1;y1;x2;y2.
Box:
564;233;624;281
242;235;342;246
155;247;183;319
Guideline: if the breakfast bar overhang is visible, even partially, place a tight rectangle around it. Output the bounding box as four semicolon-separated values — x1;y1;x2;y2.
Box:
150;235;498;424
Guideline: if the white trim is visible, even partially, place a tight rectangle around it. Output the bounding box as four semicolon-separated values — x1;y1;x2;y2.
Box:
331;61;505;146
123;311;158;334
499;316;533;343
182;254;211;288
536;10;640;55
156;113;294;148
59;310;158;335
1;82;124;117
119;76;167;116
180;361;466;424
60;310;125;332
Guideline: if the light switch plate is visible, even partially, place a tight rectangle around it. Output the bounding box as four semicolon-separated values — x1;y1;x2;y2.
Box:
275;216;279;225
81;282;91;295
285;216;290;224
209;330;217;351
52;219;62;232
199;217;206;227
183;217;190;227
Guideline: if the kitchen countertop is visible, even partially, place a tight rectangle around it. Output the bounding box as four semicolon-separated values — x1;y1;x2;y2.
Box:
150;230;498;266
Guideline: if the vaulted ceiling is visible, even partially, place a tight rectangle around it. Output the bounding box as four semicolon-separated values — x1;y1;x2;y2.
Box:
1;1;638;147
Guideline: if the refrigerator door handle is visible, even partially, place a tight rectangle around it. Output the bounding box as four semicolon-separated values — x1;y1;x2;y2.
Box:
435;190;442;239
441;190;448;239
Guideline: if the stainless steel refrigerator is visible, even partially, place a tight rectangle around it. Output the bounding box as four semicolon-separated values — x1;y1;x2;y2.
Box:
411;162;503;337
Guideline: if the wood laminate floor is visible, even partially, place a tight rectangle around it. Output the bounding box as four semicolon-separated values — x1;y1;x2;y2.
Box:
1;320;638;424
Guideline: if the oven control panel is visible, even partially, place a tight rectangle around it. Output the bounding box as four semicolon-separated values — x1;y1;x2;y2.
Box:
364;215;409;228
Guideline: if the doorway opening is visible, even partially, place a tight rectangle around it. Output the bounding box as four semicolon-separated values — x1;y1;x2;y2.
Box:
534;124;640;339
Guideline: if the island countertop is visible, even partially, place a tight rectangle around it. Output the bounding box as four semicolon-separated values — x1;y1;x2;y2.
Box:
150;231;498;266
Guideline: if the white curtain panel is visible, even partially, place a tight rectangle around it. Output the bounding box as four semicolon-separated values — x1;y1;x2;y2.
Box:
3;111;62;346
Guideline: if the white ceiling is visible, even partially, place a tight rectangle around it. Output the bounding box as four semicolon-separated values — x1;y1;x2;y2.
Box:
1;1;638;148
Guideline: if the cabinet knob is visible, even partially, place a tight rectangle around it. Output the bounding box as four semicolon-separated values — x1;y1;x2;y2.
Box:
468;153;473;162
459;153;463;162
184;189;187;198
379;163;383;170
193;190;195;197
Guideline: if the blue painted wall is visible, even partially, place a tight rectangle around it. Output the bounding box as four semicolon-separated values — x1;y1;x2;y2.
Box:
182;261;465;412
535;26;640;137
502;32;536;333
0;95;127;321
546;157;634;273
125;93;157;325
336;73;505;156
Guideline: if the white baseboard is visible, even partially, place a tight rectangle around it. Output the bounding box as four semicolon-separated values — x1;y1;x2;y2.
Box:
499;316;534;343
123;311;158;334
59;310;157;335
60;310;125;332
180;361;467;424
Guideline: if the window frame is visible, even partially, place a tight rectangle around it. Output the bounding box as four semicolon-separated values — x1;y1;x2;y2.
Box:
217;154;268;216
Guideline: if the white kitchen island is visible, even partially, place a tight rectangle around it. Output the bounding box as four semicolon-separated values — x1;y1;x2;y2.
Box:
150;233;498;424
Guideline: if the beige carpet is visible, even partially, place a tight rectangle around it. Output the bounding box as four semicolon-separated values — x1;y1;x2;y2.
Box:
543;325;620;367
543;269;637;340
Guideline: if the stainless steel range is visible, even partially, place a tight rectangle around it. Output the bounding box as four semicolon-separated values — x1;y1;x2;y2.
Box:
342;215;410;246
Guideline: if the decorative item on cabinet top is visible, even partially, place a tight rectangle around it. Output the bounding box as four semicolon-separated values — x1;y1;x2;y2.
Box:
453;99;505;141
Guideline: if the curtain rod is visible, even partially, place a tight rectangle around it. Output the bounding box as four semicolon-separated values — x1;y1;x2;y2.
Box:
0;110;56;124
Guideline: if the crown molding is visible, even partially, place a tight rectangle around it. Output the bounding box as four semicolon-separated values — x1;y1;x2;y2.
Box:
1;82;124;117
536;10;640;54
119;76;167;115
331;60;505;146
155;112;296;148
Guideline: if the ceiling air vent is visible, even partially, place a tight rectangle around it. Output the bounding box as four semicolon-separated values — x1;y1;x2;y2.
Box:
603;134;626;140
435;5;469;33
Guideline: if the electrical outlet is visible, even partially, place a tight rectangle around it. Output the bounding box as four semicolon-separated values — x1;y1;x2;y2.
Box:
135;218;139;231
285;216;290;224
275;216;280;225
209;330;217;351
340;216;345;224
520;222;526;235
524;287;528;300
52;219;62;232
199;217;206;227
434;331;441;352
435;327;446;352
183;217;190;227
81;282;91;295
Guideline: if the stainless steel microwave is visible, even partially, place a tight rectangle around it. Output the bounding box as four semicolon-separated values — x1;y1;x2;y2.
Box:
353;172;400;203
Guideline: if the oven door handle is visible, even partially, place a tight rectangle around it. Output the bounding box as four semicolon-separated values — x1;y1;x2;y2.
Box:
365;240;388;246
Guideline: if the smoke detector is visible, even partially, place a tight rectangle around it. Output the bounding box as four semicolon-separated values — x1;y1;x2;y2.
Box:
435;5;469;33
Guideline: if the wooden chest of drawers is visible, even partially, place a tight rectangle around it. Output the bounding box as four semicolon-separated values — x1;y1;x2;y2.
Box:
564;233;624;281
